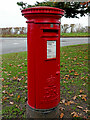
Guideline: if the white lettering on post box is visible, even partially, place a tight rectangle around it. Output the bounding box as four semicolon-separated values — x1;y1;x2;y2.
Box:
47;41;56;59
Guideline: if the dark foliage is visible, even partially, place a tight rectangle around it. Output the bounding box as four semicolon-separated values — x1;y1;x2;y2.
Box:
17;1;90;18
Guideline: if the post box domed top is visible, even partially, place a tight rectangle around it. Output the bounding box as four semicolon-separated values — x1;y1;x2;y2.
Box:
22;6;64;16
22;6;64;23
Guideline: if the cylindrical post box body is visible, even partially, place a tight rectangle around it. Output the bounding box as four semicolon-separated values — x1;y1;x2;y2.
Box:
22;6;64;118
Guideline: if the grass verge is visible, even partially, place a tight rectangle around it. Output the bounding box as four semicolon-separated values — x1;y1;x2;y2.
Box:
1;44;89;119
61;32;89;37
0;32;90;37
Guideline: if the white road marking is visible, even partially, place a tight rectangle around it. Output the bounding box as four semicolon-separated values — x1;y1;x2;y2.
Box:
13;43;19;45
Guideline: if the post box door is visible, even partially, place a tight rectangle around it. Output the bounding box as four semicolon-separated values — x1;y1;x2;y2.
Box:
35;25;60;109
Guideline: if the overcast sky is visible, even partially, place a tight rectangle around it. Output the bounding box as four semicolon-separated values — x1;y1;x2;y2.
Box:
0;0;88;28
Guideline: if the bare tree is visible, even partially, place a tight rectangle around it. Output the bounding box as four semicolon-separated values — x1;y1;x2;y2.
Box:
62;24;70;33
70;24;75;33
75;24;83;33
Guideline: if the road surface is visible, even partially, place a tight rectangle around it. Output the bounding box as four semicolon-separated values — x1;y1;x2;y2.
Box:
0;37;88;54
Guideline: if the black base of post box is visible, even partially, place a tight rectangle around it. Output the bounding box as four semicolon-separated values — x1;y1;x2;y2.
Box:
26;103;60;118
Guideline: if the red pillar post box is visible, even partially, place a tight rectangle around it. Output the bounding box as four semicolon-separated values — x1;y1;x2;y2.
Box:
21;6;64;118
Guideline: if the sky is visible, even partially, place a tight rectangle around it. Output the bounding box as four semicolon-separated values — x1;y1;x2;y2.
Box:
0;0;89;28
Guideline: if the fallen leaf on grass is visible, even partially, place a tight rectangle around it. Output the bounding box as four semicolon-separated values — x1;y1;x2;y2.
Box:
63;81;68;83
84;56;88;59
60;113;64;118
73;95;77;100
78;95;82;97
81;77;84;79
9;93;14;97
71;112;76;115
17;78;21;82
17;64;21;67
9;64;12;66
21;76;24;79
73;114;79;117
66;77;68;80
78;94;87;101
63;77;66;79
13;76;18;80
64;54;67;56
7;74;11;76
22;63;24;65
77;106;83;109
82;95;87;97
68;57;70;59
4;71;8;74
13;65;16;67
59;107;65;111
3;68;6;70
3;85;8;88
83;83;86;86
24;86;27;88
65;101;74;106
82;96;87;101
0;99;2;103
83;108;90;113
62;99;65;103
71;112;79;117
65;103;68;106
18;72;23;74
73;57;77;61
80;89;83;93
0;71;2;73
60;101;62;104
79;113;82;116
25;80;27;83
2;78;4;81
69;101;74;104
3;97;9;100
25;74;27;76
16;105;20;109
65;75;69;77
10;102;14;105
74;72;79;76
2;90;8;94
17;95;20;99
71;69;75;72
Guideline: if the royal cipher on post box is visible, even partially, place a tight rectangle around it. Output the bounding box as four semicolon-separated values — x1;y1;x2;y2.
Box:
22;6;64;118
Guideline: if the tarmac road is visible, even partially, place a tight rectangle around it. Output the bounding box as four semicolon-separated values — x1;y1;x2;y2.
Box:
0;37;88;54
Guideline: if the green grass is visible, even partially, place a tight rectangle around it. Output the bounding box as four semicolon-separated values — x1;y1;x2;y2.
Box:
60;44;89;118
2;52;27;118
60;44;88;94
0;34;27;37
61;32;89;37
0;32;89;37
1;44;89;119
